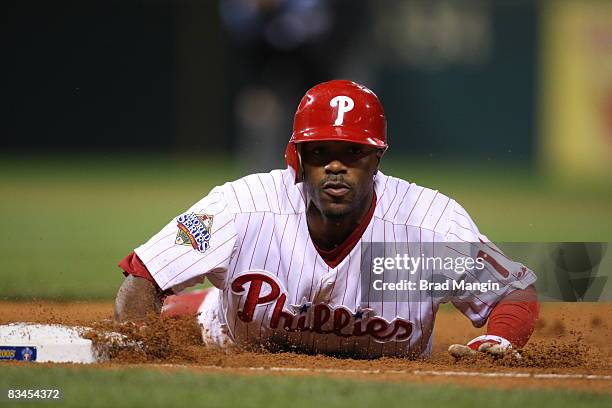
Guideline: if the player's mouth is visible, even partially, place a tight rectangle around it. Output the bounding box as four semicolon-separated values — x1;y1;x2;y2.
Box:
322;181;351;198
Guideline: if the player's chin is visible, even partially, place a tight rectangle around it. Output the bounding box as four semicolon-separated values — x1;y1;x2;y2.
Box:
320;201;353;219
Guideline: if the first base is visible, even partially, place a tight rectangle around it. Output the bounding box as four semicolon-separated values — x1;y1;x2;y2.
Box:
0;323;102;364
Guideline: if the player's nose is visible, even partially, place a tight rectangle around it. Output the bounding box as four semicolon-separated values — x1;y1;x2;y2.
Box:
324;159;348;175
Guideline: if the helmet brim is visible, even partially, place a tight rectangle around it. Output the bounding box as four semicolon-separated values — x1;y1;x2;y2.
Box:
290;125;387;149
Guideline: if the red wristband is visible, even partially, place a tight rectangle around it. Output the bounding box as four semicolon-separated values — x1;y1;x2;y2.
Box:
486;286;539;348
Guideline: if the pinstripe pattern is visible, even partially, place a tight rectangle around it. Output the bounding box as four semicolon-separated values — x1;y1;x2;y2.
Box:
133;168;536;358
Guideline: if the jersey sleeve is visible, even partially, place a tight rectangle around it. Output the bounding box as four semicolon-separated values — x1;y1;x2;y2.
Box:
444;201;537;328
133;186;237;293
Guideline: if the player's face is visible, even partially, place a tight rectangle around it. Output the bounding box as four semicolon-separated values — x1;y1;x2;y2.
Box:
300;141;381;219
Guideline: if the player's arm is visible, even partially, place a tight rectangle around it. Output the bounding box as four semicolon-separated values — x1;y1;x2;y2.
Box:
114;274;164;322
449;285;539;359
445;201;539;358
114;251;165;322
114;186;237;323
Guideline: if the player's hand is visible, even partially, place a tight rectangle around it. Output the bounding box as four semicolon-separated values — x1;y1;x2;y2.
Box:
448;335;521;360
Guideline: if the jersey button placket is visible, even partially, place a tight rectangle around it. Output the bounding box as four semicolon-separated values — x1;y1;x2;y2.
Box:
314;270;338;303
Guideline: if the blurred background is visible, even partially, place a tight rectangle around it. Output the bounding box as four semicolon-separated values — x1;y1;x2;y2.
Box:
1;0;611;299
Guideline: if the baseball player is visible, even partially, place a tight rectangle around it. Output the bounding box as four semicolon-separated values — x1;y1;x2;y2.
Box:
115;80;539;359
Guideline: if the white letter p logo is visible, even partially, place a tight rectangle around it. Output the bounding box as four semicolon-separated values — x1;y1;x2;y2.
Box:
330;95;354;126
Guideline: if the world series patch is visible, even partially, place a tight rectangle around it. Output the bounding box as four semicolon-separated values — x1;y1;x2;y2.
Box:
175;213;213;253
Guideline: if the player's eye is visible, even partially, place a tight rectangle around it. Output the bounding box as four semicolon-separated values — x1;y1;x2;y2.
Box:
311;147;323;155
348;147;363;155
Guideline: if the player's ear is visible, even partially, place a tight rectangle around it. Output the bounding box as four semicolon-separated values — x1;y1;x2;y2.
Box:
375;148;385;168
285;143;303;183
296;144;305;183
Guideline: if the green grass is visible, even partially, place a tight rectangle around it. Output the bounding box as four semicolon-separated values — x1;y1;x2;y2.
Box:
1;153;611;300
0;154;242;299
0;365;610;408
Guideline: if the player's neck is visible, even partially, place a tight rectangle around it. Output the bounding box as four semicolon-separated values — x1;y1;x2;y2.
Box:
306;190;375;250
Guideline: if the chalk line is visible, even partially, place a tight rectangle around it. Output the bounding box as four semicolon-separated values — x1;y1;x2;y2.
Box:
159;364;612;381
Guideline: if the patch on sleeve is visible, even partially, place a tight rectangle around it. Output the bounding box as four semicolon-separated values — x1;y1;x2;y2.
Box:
175;213;214;253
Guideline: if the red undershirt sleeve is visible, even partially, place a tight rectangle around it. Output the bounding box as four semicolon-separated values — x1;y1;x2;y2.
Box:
485;285;540;348
118;251;157;286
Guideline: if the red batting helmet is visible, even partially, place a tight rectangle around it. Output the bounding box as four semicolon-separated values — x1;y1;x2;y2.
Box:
285;80;388;181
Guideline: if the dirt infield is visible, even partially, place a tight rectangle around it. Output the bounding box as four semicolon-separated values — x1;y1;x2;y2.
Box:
2;301;611;393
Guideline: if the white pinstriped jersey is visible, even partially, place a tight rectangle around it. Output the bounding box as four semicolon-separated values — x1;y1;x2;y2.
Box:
134;168;536;358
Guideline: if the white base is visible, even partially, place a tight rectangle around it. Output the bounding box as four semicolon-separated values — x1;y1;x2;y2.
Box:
0;323;101;364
